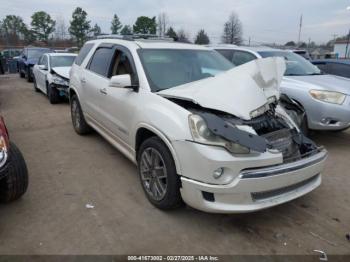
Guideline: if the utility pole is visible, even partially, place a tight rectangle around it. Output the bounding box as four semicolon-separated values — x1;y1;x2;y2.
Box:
298;14;303;44
248;36;251;46
345;29;350;58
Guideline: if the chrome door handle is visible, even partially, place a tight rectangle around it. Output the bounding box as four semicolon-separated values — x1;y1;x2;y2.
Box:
100;88;107;95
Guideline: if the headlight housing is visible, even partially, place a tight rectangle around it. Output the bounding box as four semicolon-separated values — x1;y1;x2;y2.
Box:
188;114;250;154
309;90;346;105
52;75;69;86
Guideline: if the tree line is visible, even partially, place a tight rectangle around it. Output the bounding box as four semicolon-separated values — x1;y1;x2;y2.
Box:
0;7;243;48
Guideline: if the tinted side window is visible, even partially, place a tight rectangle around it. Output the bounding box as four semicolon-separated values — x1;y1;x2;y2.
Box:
313;62;327;72
42;56;48;67
329;63;350;78
88;47;114;77
216;50;234;64
232;51;256;66
75;43;94;65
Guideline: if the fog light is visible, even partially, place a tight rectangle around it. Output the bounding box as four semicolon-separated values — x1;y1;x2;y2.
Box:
213;168;224;179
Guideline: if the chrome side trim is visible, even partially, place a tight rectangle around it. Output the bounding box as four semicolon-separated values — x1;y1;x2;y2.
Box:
241;150;327;179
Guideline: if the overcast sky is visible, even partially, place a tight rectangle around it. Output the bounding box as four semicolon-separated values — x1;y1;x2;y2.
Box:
1;0;350;44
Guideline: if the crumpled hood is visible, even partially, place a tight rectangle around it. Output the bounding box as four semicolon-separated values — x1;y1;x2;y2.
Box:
284;74;350;95
158;57;286;120
51;67;71;80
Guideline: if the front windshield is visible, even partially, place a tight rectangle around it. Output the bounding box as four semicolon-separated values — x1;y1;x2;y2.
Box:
50;56;76;68
138;49;234;91
28;49;50;59
258;51;321;76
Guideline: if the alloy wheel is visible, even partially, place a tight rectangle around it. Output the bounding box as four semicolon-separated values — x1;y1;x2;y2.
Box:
140;147;168;201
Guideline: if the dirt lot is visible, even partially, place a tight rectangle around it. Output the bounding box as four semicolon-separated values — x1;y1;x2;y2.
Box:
0;74;349;255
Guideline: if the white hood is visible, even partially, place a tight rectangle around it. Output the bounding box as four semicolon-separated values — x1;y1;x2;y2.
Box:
158;57;286;120
51;66;71;79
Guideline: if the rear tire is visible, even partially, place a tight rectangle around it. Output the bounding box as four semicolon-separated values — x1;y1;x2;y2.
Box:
33;77;40;92
19;70;25;78
0;142;29;203
70;94;92;135
137;136;183;210
47;83;60;104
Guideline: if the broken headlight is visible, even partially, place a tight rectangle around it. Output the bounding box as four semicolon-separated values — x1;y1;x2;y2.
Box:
52;75;69;86
188;114;250;154
309;90;346;105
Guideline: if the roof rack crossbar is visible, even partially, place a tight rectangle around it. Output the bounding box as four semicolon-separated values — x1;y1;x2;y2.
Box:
95;34;174;42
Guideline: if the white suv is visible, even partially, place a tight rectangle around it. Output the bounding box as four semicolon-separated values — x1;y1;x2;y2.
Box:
69;36;327;213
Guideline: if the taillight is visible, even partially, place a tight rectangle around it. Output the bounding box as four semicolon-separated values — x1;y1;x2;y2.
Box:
0;117;10;167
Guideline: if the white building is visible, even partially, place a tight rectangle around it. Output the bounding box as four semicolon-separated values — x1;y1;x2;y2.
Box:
334;40;350;58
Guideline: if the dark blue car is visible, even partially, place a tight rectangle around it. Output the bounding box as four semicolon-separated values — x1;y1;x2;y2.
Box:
312;59;350;79
18;47;52;82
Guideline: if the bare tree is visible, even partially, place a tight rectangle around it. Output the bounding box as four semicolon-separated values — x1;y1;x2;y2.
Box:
177;29;191;43
55;16;67;40
157;12;168;37
222;12;243;45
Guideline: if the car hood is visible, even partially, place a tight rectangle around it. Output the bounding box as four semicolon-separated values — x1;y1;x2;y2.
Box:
158;57;286;120
26;57;39;65
284;74;350;95
51;67;71;80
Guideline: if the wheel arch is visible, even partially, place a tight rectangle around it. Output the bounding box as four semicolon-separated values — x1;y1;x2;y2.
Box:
135;124;182;175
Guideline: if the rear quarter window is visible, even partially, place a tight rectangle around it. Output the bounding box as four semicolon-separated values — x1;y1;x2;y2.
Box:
75;43;94;66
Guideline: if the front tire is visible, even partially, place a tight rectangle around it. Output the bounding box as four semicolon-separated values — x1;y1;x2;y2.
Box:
47;84;60;104
70;94;92;135
0;142;29;203
26;68;33;82
137;136;183;210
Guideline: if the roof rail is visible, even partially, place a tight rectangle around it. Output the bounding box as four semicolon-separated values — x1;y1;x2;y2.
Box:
96;34;174;42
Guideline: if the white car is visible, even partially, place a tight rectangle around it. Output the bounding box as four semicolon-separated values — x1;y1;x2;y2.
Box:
69;36;327;213
33;53;77;104
210;45;350;133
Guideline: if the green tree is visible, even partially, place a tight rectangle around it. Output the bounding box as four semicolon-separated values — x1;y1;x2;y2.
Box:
222;12;242;45
1;15;27;42
120;25;132;35
69;7;91;48
166;27;177;40
285;41;296;46
111;14;122;34
194;29;210;45
91;23;101;37
133;16;156;34
31;11;56;42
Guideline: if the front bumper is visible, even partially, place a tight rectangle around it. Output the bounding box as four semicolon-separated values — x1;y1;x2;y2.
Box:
306;95;350;130
173;141;327;213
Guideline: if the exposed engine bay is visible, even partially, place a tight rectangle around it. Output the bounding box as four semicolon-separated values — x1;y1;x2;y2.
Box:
169;98;320;163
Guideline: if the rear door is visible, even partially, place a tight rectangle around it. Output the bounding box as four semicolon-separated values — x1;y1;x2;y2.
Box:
82;44;115;122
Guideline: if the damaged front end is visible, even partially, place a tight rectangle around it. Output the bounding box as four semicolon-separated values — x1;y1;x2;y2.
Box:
159;57;323;165
188;104;320;164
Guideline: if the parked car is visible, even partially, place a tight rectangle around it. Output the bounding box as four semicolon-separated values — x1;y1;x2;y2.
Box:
18;47;52;82
32;53;77;104
68;36;327;213
312;59;350;79
0;48;22;59
292;49;311;60
0;116;28;203
212;45;350;134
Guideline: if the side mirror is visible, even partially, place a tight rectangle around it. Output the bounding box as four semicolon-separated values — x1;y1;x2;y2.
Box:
109;74;137;90
38;65;48;70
